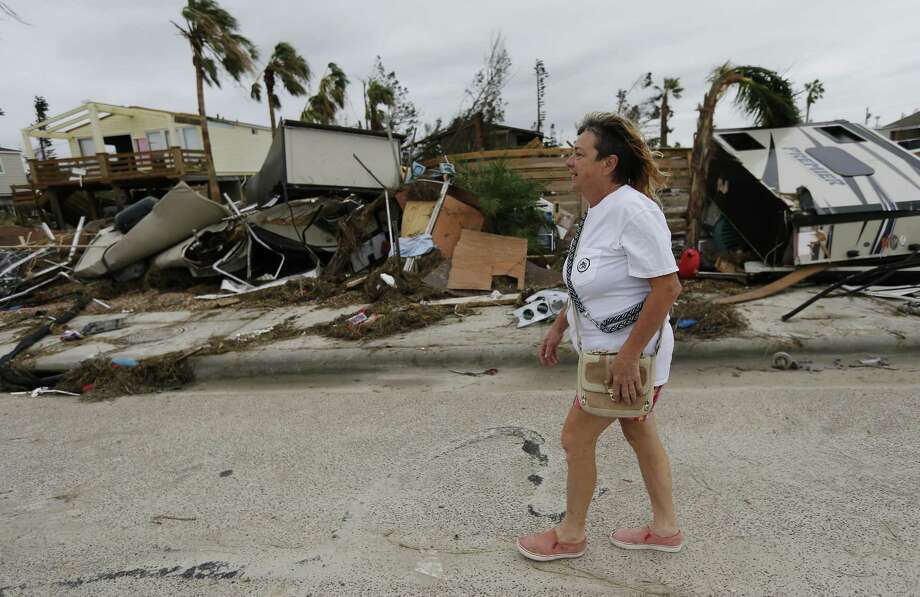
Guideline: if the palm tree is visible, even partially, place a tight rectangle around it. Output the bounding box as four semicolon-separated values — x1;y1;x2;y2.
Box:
300;63;349;125
250;42;311;136
804;79;825;123
365;80;395;130
173;0;258;201
652;77;684;148
686;63;800;246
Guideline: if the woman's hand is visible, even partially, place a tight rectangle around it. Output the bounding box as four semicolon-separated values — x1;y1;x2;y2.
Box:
538;325;564;367
605;352;643;405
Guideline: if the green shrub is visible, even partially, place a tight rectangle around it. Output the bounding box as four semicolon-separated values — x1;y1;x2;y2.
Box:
456;160;549;252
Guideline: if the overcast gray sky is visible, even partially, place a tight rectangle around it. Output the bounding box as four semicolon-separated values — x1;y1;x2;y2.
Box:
1;0;918;153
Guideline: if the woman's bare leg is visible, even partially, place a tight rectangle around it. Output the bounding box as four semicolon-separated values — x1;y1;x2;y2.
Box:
619;415;679;535
554;402;616;542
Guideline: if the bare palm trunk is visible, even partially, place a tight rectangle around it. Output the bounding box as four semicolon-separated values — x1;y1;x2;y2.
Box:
660;92;670;148
805;102;811;124
265;71;277;136
193;51;220;202
687;73;743;246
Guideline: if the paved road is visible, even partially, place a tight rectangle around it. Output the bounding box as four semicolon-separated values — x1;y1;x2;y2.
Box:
2;355;918;596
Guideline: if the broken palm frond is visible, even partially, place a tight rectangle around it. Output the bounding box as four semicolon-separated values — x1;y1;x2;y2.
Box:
311;303;455;341
361;256;450;305
57;352;196;401
324;193;388;278
672;295;747;339
680;278;751;297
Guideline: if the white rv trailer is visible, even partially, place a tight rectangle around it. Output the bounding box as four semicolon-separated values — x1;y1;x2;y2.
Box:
708;120;920;266
244;119;403;206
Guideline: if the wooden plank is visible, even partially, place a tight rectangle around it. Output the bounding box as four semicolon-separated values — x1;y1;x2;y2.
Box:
431;196;484;258
712;264;830;305
423;293;521;306
401;196;484;258
447;230;527;291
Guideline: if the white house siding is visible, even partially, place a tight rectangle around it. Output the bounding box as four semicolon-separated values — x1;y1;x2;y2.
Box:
207;120;273;176
63;110;272;177
0;151;29;197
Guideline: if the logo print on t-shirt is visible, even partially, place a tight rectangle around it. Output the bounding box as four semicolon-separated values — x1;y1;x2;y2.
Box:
577;257;591;273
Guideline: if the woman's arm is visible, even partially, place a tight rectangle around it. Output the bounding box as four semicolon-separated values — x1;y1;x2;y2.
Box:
537;304;570;367
607;272;682;403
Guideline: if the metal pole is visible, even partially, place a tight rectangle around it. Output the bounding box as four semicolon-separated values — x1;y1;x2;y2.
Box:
352;153;402;269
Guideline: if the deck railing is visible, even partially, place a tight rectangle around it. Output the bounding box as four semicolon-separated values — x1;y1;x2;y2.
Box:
28;148;209;188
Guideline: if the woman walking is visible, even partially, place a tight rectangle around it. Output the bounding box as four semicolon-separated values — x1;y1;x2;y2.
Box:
517;112;683;561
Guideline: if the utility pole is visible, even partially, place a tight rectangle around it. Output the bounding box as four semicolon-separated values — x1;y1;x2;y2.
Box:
534;59;548;133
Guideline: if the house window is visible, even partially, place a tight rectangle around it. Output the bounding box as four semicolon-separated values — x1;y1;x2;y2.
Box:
180;127;203;150
78;138;96;156
146;130;171;151
817;125;865;143
0;159;5;174
720;132;765;151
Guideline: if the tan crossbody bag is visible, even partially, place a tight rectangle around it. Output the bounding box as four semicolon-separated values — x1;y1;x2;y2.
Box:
571;304;666;418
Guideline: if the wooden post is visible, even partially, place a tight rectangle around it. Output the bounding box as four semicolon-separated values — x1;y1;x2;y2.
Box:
86;189;99;220
112;185;127;210
47;189;66;229
173;147;186;176
98;153;111;184
21;130;35;160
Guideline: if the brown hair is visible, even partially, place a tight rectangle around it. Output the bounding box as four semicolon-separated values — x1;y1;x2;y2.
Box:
576;112;665;205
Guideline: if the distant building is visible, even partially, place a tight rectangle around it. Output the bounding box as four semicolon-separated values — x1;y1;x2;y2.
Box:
0;146;28;214
877;111;920;156
411;112;544;159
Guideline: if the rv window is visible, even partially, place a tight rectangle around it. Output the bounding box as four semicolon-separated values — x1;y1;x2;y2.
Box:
817;125;865;143
720;133;765;151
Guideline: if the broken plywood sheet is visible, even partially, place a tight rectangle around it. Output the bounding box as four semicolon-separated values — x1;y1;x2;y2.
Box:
447;230;527;291
401;196;484;259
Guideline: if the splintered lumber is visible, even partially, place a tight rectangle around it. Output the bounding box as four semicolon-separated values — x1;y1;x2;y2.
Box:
422;293;521;307
712;264;829;305
447;230;527;291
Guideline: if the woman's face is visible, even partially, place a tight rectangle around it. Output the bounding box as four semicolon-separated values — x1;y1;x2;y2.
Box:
566;131;617;198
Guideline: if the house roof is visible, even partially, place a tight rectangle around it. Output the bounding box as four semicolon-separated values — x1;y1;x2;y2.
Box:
57;102;270;134
0;146;21;153
879;111;920;130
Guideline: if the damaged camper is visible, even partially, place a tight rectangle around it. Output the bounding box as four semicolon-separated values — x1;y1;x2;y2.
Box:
707;120;920;266
244;120;403;206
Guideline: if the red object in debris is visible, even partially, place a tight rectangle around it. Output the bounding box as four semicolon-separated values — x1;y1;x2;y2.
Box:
678;248;700;279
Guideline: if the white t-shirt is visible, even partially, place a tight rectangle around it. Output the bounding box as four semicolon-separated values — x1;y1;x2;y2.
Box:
563;185;679;386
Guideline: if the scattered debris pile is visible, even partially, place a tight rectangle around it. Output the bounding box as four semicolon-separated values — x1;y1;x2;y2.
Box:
57;352;195;401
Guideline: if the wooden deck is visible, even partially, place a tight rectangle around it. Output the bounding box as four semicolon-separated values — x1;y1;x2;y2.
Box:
28;148;209;189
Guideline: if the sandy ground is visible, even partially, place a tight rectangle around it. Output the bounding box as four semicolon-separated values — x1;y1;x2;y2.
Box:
1;355;919;596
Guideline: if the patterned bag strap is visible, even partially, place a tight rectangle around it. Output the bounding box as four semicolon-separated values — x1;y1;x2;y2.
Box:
564;214;646;334
565;213;667;355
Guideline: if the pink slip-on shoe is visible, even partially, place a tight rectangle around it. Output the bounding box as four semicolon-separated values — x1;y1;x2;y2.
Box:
609;526;684;553
516;528;587;562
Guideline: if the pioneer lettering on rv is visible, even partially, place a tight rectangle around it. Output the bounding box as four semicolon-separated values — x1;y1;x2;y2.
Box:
782;147;847;186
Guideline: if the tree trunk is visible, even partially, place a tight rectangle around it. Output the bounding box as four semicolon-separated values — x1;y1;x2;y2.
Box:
193;50;220;202
266;72;277;136
660;92;669;148
805;102;811;124
687;76;735;246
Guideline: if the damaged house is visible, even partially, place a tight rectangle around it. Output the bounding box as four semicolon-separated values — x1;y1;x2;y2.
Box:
0;146;29;215
19;101;273;226
706;120;920;266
